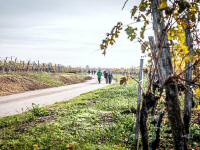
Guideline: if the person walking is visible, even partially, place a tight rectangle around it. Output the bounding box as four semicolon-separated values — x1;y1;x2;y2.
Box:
108;71;113;84
103;70;109;84
97;69;103;84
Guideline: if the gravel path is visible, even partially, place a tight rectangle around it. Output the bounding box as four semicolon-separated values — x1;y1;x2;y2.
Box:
0;77;110;117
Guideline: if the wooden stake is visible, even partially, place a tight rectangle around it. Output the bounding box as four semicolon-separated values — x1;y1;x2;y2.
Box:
151;0;187;149
183;15;194;136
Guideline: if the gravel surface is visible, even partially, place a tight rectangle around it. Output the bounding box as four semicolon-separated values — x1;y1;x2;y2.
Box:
0;77;110;117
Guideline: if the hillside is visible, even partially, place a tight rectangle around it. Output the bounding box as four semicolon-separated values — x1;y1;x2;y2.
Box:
0;72;92;96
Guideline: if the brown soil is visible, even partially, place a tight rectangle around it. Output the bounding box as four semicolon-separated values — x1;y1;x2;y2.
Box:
0;74;92;96
0;75;49;96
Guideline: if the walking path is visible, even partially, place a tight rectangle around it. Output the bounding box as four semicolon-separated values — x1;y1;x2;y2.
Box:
0;77;110;117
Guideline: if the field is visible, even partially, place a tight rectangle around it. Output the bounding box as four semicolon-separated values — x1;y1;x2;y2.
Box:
0;72;92;96
0;83;199;149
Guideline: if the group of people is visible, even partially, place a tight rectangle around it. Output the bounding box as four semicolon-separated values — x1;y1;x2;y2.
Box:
96;69;113;84
88;70;96;75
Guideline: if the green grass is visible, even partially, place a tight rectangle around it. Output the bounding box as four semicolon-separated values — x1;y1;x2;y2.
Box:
24;72;90;87
0;84;138;149
26;72;64;87
1;72;90;87
0;83;199;149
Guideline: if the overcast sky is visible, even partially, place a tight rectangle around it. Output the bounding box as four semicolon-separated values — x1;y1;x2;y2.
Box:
0;0;153;68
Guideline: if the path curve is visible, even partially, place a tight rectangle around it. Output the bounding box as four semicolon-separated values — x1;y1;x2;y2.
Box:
0;77;110;117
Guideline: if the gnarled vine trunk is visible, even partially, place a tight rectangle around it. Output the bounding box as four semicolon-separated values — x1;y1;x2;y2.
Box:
140;99;149;150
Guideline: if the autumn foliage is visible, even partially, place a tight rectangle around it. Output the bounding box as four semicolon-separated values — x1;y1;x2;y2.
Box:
100;0;200;149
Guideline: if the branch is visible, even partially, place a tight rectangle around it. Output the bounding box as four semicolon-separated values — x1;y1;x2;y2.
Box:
177;59;200;77
122;0;129;10
122;0;128;10
178;75;200;87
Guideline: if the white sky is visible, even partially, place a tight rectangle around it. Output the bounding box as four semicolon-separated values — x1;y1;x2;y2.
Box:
0;0;154;68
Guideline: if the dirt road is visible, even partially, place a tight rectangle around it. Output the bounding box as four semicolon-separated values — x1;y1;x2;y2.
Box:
0;78;110;117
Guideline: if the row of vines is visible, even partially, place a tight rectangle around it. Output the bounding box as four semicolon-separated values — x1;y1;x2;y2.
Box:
0;57;85;73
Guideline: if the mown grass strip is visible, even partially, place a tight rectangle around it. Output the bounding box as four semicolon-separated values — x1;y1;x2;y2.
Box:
0;84;138;149
0;83;199;150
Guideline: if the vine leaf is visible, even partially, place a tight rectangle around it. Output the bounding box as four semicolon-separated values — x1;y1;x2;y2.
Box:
125;26;137;41
131;6;138;18
196;88;200;98
100;22;123;55
159;0;168;10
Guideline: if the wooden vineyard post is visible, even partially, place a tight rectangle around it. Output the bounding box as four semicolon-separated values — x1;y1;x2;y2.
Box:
37;60;40;72
8;57;11;72
19;61;22;72
14;57;17;72
22;61;25;72
3;57;8;73
26;60;30;72
55;64;57;73
151;0;187;149
135;57;144;150
32;61;34;72
183;15;194;137
48;63;51;72
148;36;161;83
10;57;12;72
43;63;45;72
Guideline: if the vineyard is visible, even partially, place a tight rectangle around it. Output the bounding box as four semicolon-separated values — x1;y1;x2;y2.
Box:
0;57;86;73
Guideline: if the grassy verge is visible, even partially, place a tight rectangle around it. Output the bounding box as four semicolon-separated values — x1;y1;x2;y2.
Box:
0;84;138;149
0;83;199;149
0;72;92;96
26;72;91;87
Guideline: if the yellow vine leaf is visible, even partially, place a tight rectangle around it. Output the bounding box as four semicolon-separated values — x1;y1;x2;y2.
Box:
181;21;187;29
197;105;200;111
159;0;168;10
196;88;200;98
168;30;174;40
190;5;198;13
184;56;190;64
181;45;189;54
180;37;186;44
168;35;172;41
175;60;181;66
193;55;199;63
